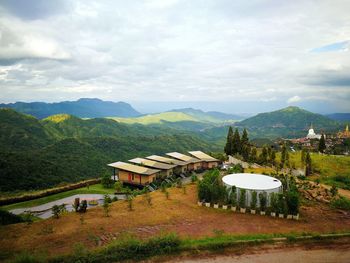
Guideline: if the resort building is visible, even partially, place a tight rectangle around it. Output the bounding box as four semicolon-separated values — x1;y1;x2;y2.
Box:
128;157;176;178
188;151;220;169
145;155;189;174
107;161;160;186
166;152;202;171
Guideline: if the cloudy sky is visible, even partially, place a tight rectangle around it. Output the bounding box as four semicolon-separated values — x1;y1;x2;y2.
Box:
0;0;349;114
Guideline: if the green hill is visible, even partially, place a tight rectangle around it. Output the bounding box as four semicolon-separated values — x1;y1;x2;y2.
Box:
171;108;242;123
0;110;220;192
109;112;198;124
238;106;338;129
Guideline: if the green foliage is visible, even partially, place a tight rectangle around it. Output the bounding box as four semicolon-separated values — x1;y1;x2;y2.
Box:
250;191;257;209
12;251;46;263
127;196;133;211
197;169;227;204
270;192;278;212
101;173;114;189
224;126;233;156
229;186;237;206
330;197;350;211
0;209;25;225
52;205;61;219
305;151;312;176
232;128;241;155
103;194;111;217
191;174;198;183
239;189;246;208
318;134;326;153
285;191;299;215
227;164;244;174
114;181;123;192
258;192;267;211
330;185;338;197
0;110;221;192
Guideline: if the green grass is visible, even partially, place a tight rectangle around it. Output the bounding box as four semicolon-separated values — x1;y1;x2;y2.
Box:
277;152;350;189
1;184;115;211
108;112;198;124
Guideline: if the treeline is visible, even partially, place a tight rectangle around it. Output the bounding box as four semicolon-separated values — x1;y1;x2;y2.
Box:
224;127;313;174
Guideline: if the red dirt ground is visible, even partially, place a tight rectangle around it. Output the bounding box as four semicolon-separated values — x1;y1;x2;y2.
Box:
1;184;350;259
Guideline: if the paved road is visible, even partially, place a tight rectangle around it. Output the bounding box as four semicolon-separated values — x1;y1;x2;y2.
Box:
10;194;125;219
169;247;350;263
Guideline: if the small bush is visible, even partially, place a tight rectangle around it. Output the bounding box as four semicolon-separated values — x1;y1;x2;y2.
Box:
0;209;25;225
330;197;350;211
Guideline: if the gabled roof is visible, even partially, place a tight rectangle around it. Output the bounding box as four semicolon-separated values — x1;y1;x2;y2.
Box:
146;155;189;166
166;152;201;163
188;151;219;162
129;157;177;170
108;161;160;175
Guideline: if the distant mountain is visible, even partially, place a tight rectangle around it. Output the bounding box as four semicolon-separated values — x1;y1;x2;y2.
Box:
235;106;341;139
0;98;141;119
171;108;243;123
326;113;350;122
237;106;338;129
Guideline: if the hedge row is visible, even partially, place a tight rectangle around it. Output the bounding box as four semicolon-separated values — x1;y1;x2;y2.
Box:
0;178;100;206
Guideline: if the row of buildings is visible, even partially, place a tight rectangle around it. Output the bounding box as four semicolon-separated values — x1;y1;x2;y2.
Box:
107;151;220;187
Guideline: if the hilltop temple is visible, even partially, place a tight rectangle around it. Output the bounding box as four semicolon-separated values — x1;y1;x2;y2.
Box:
338;125;350;138
306;124;322;139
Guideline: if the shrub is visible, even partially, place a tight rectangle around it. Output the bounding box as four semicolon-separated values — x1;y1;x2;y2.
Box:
270;192;278;212
277;193;287;215
259;192;267;211
250;191;257;210
330;185;338;197
79;200;87;213
286;191;299;215
239;189;246;208
191;174;198;183
144;190;152;206
103;195;110;217
176;178;183;188
229;186;237;207
165;190;170;199
114;181;123;192
160;182;167;192
0;209;25;225
101;173;114;189
52;205;61;219
127;196;133;211
330;197;350;211
197;169;226;203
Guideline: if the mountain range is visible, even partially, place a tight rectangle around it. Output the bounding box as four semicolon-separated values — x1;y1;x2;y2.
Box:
0;101;347;192
0;98;141;119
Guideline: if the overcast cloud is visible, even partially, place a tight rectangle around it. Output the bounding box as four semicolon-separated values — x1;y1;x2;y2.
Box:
0;0;349;113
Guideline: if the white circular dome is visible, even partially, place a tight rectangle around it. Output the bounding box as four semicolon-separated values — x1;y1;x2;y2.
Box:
222;173;282;191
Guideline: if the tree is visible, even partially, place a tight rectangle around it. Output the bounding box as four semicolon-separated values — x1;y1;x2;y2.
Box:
259;192;267;211
251;191;257;210
270;149;276;166
239;189;246;208
241;128;249;145
305;151;312;176
229;186;237;207
259;147;268;165
270;192;278;212
103;194;110;217
301;149;306;166
224;127;234;156
286;191;299;215
318;134;326;153
250;147;257;163
281;144;288;168
232;128;241;155
52;205;61;219
101;173;114;189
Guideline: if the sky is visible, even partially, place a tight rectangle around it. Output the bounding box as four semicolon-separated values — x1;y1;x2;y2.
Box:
0;0;349;114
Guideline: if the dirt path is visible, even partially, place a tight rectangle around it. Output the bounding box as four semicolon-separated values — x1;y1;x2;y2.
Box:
321;183;350;199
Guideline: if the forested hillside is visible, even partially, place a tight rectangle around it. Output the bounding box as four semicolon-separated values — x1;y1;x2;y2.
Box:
0;109;220;192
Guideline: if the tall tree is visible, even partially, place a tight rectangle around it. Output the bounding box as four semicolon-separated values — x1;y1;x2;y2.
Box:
280;143;289;168
318;134;326;153
224;126;234;156
305;151;312;176
301;148;306;166
270;149;276;166
250;147;257;163
232;128;241;155
241;129;249;146
259;147;268;165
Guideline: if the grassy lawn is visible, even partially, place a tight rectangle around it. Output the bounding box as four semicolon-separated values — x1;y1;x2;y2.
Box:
286;152;350;189
1;184;115;211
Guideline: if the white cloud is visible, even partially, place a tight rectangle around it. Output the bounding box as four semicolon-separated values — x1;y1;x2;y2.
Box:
0;0;349;113
287;96;301;104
